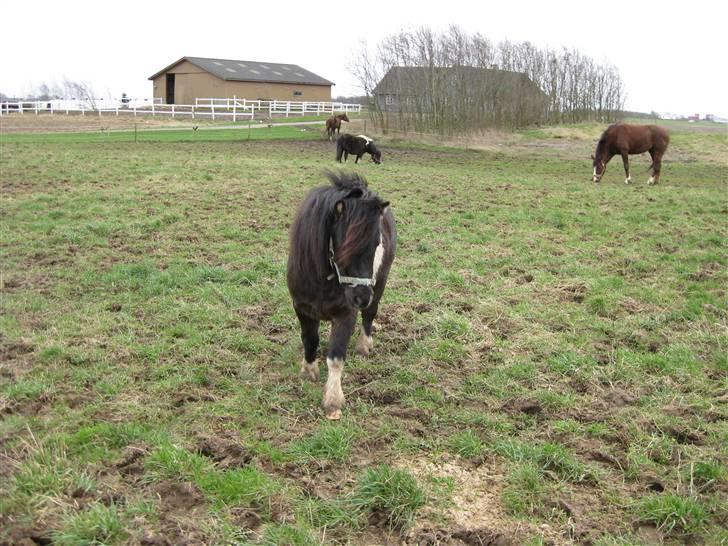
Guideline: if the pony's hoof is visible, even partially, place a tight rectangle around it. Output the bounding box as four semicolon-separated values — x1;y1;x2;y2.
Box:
355;333;373;357
300;359;320;382
325;409;342;420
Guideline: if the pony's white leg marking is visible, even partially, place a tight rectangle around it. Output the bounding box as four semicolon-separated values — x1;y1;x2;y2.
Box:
647;176;655;185
356;326;374;357
323;357;345;420
624;176;631;184
300;358;319;381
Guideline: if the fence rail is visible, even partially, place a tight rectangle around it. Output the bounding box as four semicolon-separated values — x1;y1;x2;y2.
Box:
1;98;364;120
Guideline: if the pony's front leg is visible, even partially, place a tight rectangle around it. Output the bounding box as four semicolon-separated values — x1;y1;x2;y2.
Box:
296;309;320;381
323;312;356;420
356;301;379;356
621;152;631;184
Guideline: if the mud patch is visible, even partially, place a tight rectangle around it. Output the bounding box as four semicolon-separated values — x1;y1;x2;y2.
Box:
501;398;543;417
195;432;253;468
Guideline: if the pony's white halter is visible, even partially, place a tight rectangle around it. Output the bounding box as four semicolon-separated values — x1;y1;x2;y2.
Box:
327;237;377;287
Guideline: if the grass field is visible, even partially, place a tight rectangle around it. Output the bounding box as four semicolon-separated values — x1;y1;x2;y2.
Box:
1;118;726;545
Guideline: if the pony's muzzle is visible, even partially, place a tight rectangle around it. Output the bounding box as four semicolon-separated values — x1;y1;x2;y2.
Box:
351;286;373;309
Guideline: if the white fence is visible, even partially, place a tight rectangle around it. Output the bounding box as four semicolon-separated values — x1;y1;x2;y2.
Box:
195;97;362;117
0;97;364;121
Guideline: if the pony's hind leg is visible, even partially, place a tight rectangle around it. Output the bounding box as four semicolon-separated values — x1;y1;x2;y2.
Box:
356;302;379;357
296;309;320;381
323;312;356;420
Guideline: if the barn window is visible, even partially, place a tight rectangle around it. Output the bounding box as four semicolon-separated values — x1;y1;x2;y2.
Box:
293;91;303;96
385;94;394;105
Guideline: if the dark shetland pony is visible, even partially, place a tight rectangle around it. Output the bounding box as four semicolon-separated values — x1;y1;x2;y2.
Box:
287;172;396;419
325;113;350;141
592;123;670;185
336;134;382;164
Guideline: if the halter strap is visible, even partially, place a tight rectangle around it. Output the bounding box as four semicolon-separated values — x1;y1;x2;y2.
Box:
327;237;377;287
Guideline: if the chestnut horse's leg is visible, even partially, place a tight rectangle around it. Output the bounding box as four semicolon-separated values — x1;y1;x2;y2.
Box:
621;152;631;184
652;152;663;184
647;149;659;184
323;312;357;420
296;309;320;381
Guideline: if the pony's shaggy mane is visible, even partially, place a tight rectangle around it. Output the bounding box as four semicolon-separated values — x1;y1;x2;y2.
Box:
288;172;384;284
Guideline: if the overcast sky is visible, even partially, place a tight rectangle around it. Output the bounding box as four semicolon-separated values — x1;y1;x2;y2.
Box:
1;0;726;117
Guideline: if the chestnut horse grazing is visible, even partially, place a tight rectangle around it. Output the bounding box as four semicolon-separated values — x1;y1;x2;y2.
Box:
287;172;396;419
325;113;350;141
592;124;670;185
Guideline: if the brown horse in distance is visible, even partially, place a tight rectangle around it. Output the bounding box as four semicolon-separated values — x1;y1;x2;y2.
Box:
326;113;350;141
592;124;670;185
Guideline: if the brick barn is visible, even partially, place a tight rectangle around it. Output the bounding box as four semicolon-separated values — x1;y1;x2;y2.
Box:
149;56;334;104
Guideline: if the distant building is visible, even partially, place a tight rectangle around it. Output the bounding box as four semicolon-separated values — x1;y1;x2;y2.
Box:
372;66;548;125
148;56;334;104
687;113;700;121
705;114;715;122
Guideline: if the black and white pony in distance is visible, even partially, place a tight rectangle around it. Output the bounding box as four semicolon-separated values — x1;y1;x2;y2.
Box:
287;172;396;419
336;134;382;164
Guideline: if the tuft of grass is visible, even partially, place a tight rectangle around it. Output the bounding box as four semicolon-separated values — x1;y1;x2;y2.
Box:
493;440;598;483
349;465;425;531
502;462;550;517
289;423;356;462
447;430;486;458
52;502;126;546
634;493;708;535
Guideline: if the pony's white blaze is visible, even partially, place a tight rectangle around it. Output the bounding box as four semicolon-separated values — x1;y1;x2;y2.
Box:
372;233;385;279
323;357;345;420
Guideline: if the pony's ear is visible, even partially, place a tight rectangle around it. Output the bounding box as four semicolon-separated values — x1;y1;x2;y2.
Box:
346;188;364;199
335;200;344;215
380;201;390;213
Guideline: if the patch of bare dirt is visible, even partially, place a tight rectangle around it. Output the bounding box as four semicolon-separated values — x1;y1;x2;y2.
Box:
501;398;543;417
144;481;210;546
688;262;722;281
554;282;587;303
400;458;567;545
194;431;253;468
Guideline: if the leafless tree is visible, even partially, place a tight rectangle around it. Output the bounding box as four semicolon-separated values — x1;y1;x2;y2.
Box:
352;26;625;133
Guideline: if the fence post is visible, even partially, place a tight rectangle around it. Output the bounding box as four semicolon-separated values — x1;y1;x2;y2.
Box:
233;101;237;122
286;102;290;117
192;105;195;119
133;105;136;117
152;102;155;116
212;103;215;121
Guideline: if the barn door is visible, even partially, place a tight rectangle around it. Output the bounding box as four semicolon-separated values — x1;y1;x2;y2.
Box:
166;74;175;104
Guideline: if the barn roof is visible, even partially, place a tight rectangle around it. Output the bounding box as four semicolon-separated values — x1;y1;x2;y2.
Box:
149;57;334;86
